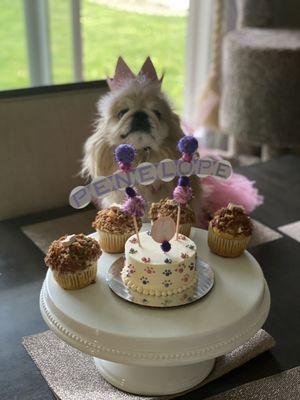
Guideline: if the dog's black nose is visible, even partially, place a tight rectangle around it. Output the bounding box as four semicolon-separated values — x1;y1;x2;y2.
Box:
133;111;148;122
131;111;151;133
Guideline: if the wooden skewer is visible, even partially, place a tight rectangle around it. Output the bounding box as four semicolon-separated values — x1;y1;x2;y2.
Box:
175;204;181;240
133;216;141;246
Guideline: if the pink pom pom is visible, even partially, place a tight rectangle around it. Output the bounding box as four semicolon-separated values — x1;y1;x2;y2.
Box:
182;153;193;162
199;173;264;228
122;195;146;218
173;185;193;204
118;161;132;173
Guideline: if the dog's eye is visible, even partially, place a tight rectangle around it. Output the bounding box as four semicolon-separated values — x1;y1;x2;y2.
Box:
153;109;162;120
117;109;129;119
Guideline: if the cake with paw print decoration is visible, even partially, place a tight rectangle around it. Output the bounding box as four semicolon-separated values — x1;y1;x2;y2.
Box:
121;221;198;297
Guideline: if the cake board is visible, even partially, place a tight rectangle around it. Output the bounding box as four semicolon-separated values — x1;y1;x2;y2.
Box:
40;226;270;396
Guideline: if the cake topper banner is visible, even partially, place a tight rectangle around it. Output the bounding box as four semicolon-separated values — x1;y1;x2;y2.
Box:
69;157;232;209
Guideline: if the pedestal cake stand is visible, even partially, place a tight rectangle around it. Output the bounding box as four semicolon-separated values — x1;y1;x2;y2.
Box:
40;227;270;396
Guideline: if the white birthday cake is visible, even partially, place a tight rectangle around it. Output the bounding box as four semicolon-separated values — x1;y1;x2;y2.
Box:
121;231;198;297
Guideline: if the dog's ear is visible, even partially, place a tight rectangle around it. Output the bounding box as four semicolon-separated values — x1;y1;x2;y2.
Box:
170;111;184;142
81;119;115;179
160;111;184;159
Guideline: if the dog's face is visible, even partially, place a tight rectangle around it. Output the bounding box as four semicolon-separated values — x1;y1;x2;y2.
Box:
98;79;180;152
82;78;184;179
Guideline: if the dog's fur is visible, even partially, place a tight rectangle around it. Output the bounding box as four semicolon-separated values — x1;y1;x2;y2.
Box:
82;77;201;221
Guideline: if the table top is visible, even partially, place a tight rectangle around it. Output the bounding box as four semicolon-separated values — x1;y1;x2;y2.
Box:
41;228;269;365
1;155;300;399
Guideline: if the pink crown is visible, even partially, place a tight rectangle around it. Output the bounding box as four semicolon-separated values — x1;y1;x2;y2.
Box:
107;57;164;91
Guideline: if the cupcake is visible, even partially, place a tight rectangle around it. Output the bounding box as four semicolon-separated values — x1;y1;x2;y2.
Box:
149;198;195;237
207;203;253;257
44;234;101;290
92;205;142;253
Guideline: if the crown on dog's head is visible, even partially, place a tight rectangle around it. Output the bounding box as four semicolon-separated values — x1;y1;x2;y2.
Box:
107;56;164;91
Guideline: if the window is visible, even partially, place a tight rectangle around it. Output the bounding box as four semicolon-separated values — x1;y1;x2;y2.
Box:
0;1;29;90
1;0;190;113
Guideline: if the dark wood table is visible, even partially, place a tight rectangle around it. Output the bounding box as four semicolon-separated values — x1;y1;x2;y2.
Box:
0;155;299;400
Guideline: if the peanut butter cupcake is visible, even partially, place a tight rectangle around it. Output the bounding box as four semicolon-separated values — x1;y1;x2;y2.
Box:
92;205;142;253
149;198;195;237
208;203;253;257
45;234;101;290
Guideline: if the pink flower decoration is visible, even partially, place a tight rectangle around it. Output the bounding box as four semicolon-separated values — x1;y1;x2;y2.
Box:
182;153;193;162
141;257;151;263
130;237;138;244
144;266;155;274
176;266;184;273
173;185;193;205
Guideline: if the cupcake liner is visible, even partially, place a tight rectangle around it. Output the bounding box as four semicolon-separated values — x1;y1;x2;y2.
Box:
52;261;97;290
97;230;134;253
208;225;250;257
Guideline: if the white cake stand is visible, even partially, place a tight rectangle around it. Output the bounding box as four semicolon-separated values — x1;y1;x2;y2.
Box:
40;227;270;396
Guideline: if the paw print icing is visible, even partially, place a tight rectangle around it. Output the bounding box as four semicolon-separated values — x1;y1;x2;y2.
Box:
144;266;155;274
186;244;195;250
129;248;137;254
181;273;190;283
146;230;151;236
141;257;151;263
163;269;172;276
189;262;195;271
175;263;185;273
164;258;172;264
161;299;171;306
140;276;149;285
126;264;135;276
162;279;172;288
129;237;138;244
181;252;188;259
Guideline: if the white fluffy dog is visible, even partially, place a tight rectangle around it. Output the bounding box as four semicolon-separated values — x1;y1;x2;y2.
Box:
82;57;201;220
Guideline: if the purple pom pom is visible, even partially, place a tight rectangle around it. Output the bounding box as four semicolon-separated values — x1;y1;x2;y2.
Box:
125;187;136;198
122;195;146;218
173;185;193;204
178;136;198;154
161;240;171;252
178;176;189;187
114;144;136;164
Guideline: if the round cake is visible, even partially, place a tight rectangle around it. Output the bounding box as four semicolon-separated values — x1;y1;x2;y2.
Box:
121;231;198;297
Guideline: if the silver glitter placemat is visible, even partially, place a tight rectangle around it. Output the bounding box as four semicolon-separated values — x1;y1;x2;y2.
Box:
278;221;300;243
22;329;275;400
206;366;300;400
249;220;282;247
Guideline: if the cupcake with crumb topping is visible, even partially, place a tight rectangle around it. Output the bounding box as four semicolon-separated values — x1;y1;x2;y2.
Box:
92;205;142;253
45;234;101;289
149;198;195;237
208;203;253;257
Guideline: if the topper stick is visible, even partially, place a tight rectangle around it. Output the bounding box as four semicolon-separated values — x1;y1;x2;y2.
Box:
133;216;141;246
175;205;181;240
